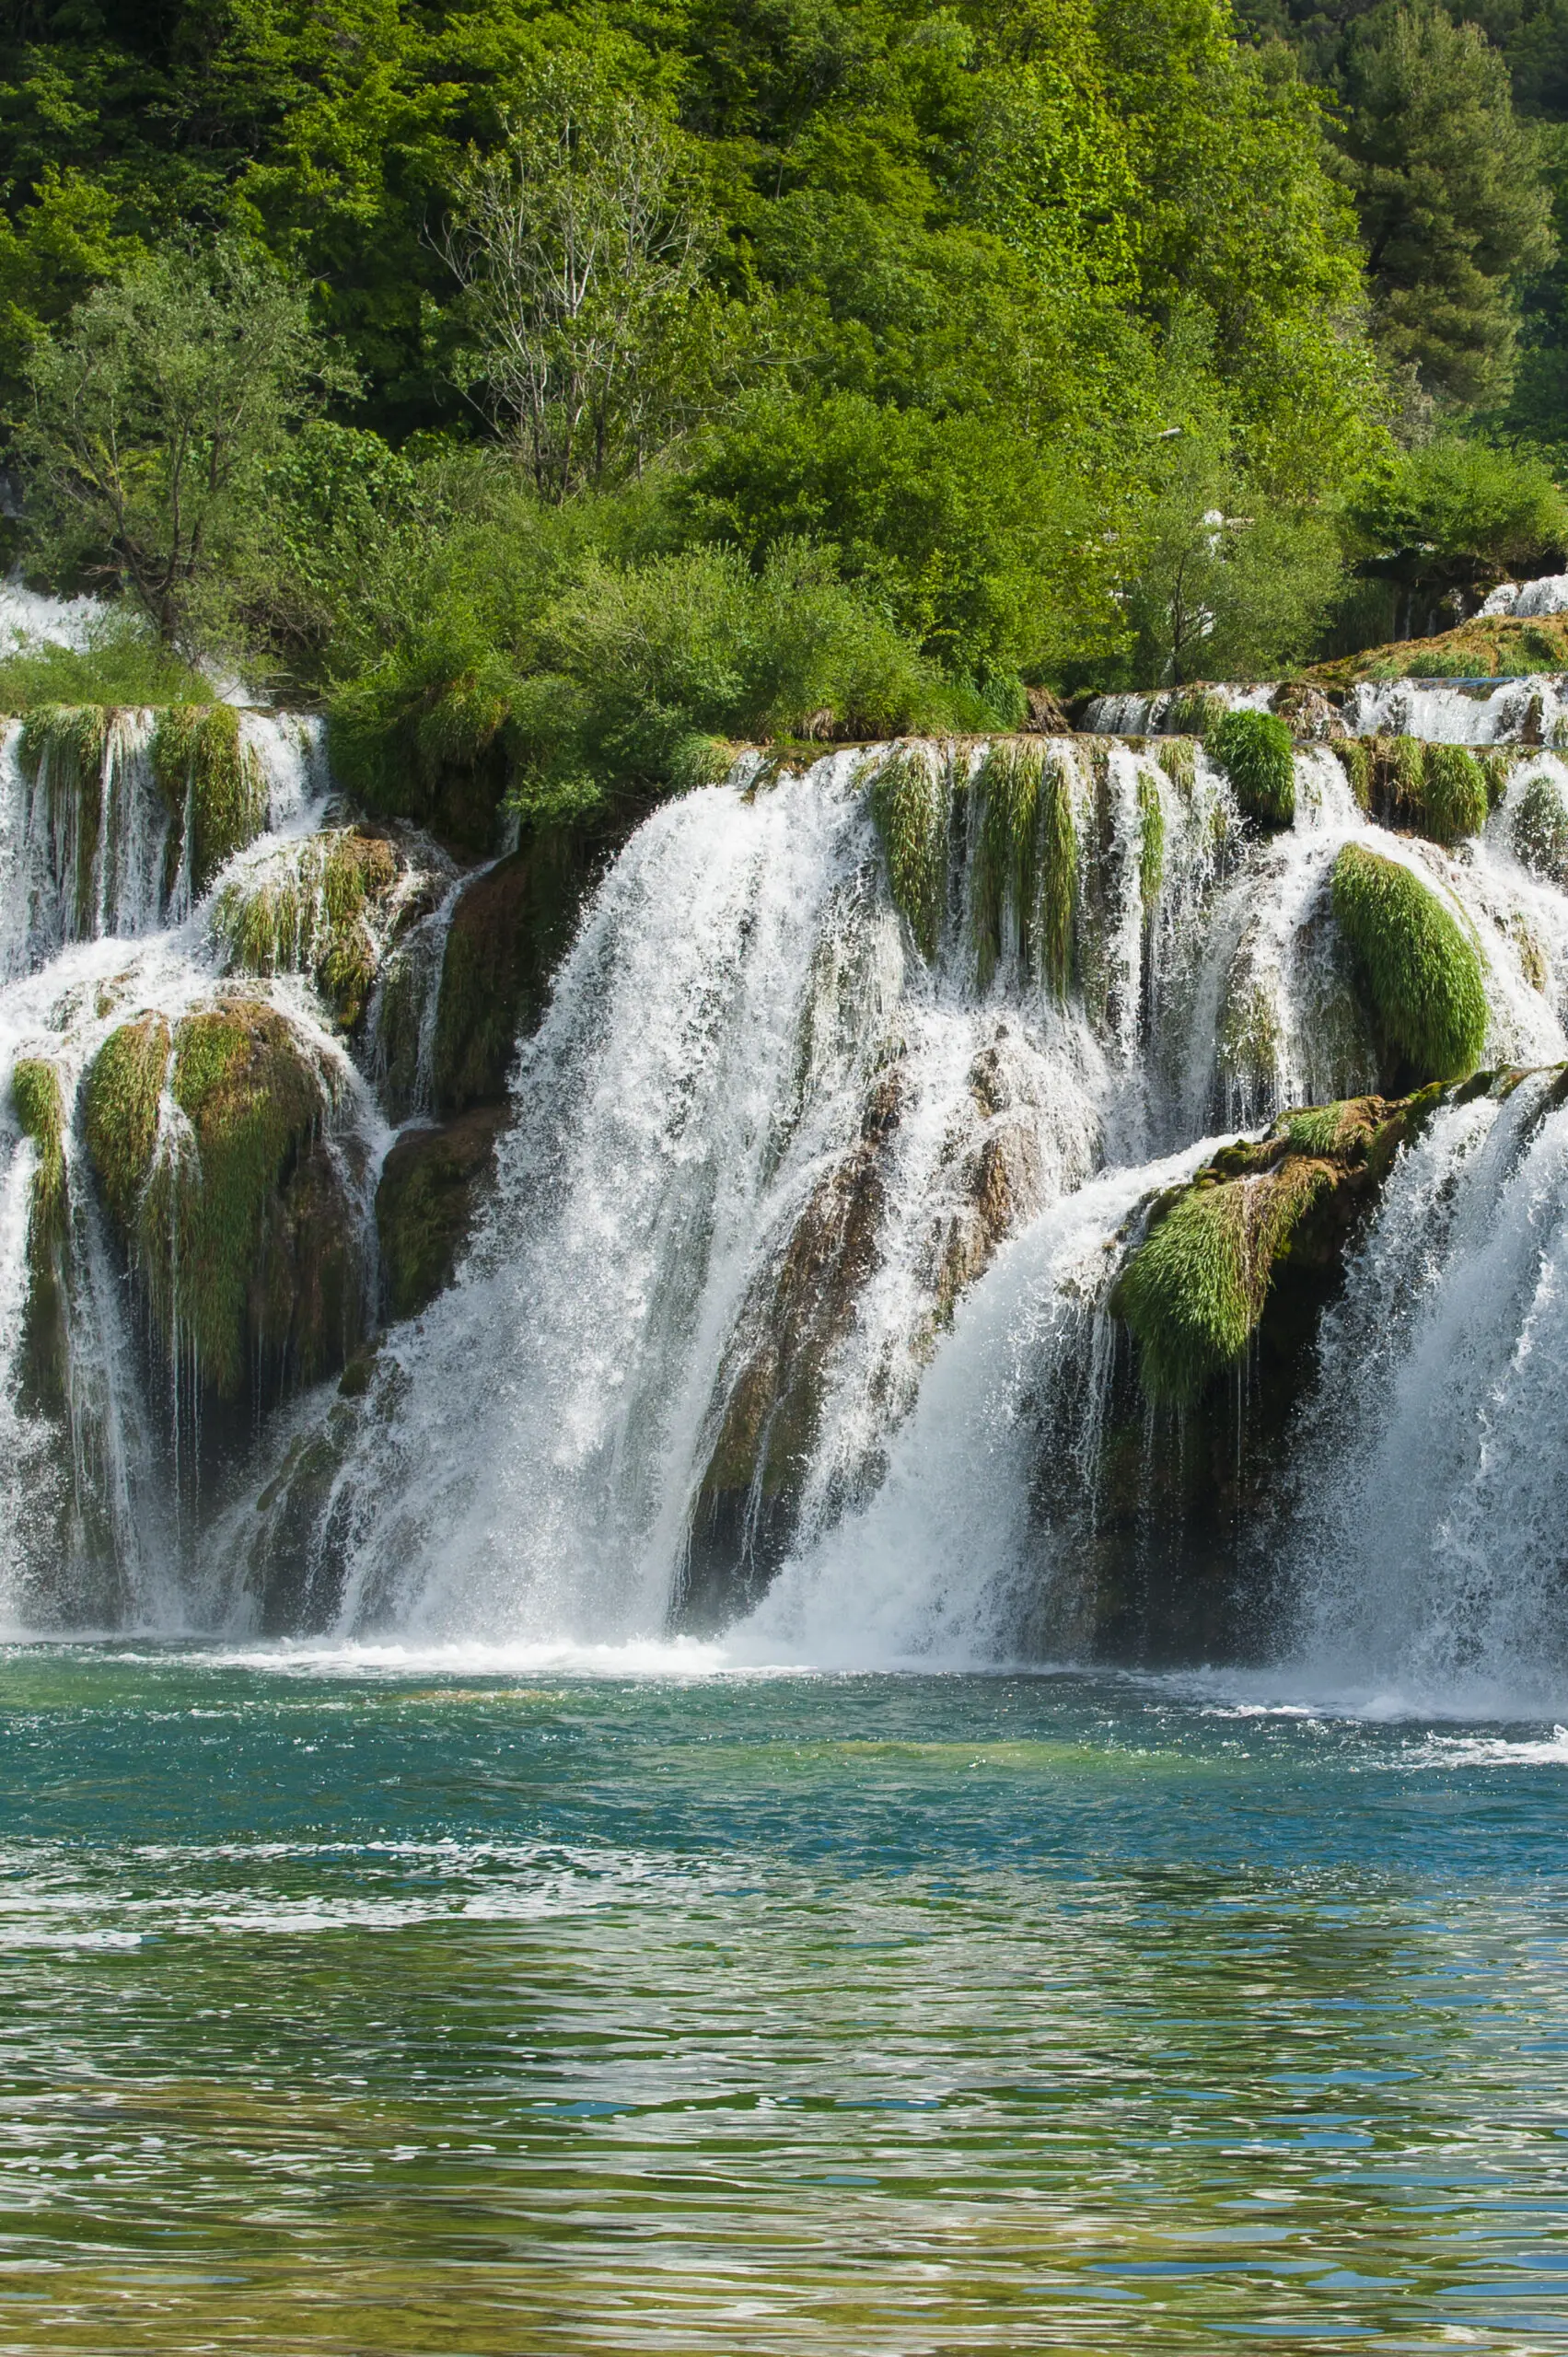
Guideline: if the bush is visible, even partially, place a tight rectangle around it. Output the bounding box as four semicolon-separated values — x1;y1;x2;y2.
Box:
1512;772;1568;883
1208;708;1295;827
1330;843;1488;1081
0;607;211;710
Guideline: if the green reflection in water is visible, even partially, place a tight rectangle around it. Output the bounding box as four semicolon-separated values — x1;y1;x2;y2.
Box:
0;1651;1565;2351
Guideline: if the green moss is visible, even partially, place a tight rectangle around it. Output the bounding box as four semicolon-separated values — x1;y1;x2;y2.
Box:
1282;1097;1379;1158
83;1016;170;1227
17;704;110;933
1208;709;1295;828
1419;744;1489;845
1479;748;1516;809
869;745;949;962
1156;737;1196;795
1331;844;1488;1083
1039;753;1078;1002
1335;739;1374;811
971;740;1040;991
1166;690;1225;737
11;1056;67;1260
1110;1156;1334;1406
1137;767;1166;907
88;1002;334;1399
1511;773;1568;885
1384;732;1424;813
212;830;400;1028
152;705;267;897
376;1104;507;1320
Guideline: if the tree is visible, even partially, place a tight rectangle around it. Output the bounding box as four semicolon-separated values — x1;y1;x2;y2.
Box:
439;67;710;501
1339;0;1555;405
1343;435;1568;631
20;237;339;647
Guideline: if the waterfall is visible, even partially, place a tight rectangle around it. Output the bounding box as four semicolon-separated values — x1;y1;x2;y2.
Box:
5;685;1568;1692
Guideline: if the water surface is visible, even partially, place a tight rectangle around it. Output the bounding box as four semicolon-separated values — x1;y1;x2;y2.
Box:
3;1646;1567;2351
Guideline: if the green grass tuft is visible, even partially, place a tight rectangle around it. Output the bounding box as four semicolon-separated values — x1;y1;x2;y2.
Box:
1156;737;1196;794
1165;690;1225;737
970;740;1041;990
211;830;400;1028
0;613;211;713
1419;744;1488;844
1208;708;1295;828
1330;843;1488;1082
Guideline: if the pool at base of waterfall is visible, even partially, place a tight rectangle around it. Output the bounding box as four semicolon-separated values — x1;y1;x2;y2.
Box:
3;1643;1567;2354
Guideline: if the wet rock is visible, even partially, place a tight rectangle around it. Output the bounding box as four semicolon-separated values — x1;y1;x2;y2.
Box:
681;1073;902;1625
376;1103;510;1319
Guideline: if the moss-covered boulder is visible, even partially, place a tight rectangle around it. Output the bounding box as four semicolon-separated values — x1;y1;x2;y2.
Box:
1512;772;1568;884
376;1103;509;1319
1208;709;1295;828
211;829;404;1029
1111;1092;1437;1411
1331;843;1489;1084
152;705;267;896
85;998;366;1401
10;1056;71;1408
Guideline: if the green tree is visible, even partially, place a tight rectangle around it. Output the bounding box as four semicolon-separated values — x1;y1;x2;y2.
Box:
1342;434;1568;630
21;237;342;646
1339;0;1555;405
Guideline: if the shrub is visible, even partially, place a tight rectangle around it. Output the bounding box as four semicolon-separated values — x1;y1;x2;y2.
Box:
1330;843;1488;1080
1208;708;1295;828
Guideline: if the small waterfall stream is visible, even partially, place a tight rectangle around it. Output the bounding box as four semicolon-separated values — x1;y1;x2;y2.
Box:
4;666;1568;1695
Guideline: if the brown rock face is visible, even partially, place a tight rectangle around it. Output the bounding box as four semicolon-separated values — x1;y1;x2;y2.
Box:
680;1036;1054;1631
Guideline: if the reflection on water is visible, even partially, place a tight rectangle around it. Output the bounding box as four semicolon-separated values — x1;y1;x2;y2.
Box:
2;1652;1567;2351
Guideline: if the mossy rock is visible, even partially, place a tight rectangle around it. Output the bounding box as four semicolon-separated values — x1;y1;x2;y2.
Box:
82;1015;170;1229
1331;844;1488;1084
10;1056;71;1409
1110;1090;1440;1409
212;829;403;1029
152;705;267;896
376;1103;509;1320
1512;772;1568;885
86;998;364;1400
1208;709;1295;829
432;835;599;1111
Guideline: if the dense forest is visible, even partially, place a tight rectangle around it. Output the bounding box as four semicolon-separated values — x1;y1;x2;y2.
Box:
1;0;1566;826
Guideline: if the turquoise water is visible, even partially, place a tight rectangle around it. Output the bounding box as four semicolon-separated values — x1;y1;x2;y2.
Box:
4;1649;1568;2352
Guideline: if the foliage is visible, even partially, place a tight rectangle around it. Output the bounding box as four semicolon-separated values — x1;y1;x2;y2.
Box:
1338;2;1555;407
1330;842;1489;1080
1208;709;1296;828
0;610;211;710
212;831;402;1029
19;238;342;648
10;1054;66;1266
1344;438;1567;626
83;1016;170;1230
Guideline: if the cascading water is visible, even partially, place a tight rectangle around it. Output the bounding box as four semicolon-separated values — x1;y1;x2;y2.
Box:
6;678;1568;1701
